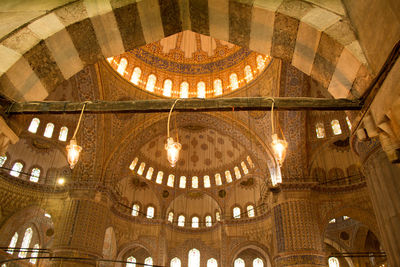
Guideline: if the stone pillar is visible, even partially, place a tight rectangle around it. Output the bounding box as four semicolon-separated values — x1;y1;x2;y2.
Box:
50;191;110;266
355;138;400;266
272;197;325;267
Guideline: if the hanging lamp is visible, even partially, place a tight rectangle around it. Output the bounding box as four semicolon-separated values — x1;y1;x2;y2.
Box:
66;102;88;169
165;99;182;167
269;98;288;167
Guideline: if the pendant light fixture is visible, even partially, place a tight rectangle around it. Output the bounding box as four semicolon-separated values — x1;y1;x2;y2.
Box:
269;98;288;167
165;99;182;167
66;102;88;169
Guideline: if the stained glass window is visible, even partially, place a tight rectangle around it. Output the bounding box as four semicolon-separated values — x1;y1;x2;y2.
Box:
129;158;138;170
7;232;18;254
146;74;157;92
170;257;181;267
29;168;40;183
234;167;241;179
247;205;255;217
192;176;198;188
117;58;128;75
256;55;265;70
0;155;7;167
137;162;145;175
215;173;222;186
10;162;23;177
156;171;163;184
241;162;248;174
328;257;340;267
131;67;141;85
229;73;239;90
179;176;186;188
214;79;222;96
233;207;241;219
207;258;218;267
145;257;153;266
168;211;174;223
253;258;264;267
225;171;232;183
167;174;175;187
127;256;136;267
203;175;211;188
178;215;185;227
19;227;33;258
132;204;139;216
146;167;154;180
244;65;253;82
28;118;40;133
59;126;68;141
146;206;154;219
197;82;206;98
44;123;54;138
163;79;173;97
234;258;245;267
346;116;352;130
188;248;200;267
180;82;189;98
331;120;342;135
316;123;325;138
192;216;199;228
29;244;39;264
205;215;212;227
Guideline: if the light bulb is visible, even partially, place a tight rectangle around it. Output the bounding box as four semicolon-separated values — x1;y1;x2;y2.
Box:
66;139;82;169
271;134;288;167
165;137;182;167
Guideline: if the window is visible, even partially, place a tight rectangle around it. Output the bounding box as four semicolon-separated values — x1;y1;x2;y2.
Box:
146;74;157;92
29;168;40;183
346;116;352;130
170;257;181;267
132;204;139;216
145;257;153;266
215;173;222;186
225;171;232;183
233;207;241;219
44;123;54;138
215;211;221;221
167;174;175;187
256;55;265;70
244;65;253;82
179;176;186;188
59;126;68;141
178;215;185;227
29;244;39;264
234;258;245;267
7;232;18;254
328;257;340;267
329;218;336;224
343;215;350;220
253;258;264;267
214;79;222;96
192;176;198;188
180;82;189;98
234;167;241;179
247;205;255;217
192;216;199;228
146;167;154;180
331;120;342;135
203;175;211;188
131;67;141;85
207;258;218;267
10;162;23;177
316;123;325;138
19;227;33;258
205;215;212;227
247;156;255;168
137;162;145;175
168;211;174;223
188;248;200;267
229;73;239;90
241;162;248;174
147;206;154;219
129;158;138;170
28;118;40;133
156;171;164;184
107;57;113;63
127;256;136;267
45;213;51;218
0;155;7;167
163;79;173;97
197;82;206;98
117;58;128;75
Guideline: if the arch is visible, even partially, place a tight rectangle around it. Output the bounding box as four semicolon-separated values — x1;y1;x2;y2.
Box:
180;82;189;98
43;123;54;138
324;237;354;267
207;258;218;267
315;122;326;138
179;176;186;188
197;81;206;98
178;215;185;227
101;227;117;266
213;79;223;96
131;204;140;216
191;216;199;228
192;176;199;188
10;161;23;177
233;207;241;219
230;242;272;267
116;242;154;266
203;175;211;188
146;206;155;219
205;215;212;227
58;126;68;141
188;248;200;267
145;74;157;92
131;67;142;85
29;167;40;183
328;257;340;267
167;174;175;187
234;258;245;267
168;211;174;223
18;227;33;258
163;79;173;97
244;65;253;82
28;118;40;133
170;257;181;267
247;205;255;218
229;73;239;90
146;167;154;180
253;258;264;267
331;119;342;135
117;58;128;75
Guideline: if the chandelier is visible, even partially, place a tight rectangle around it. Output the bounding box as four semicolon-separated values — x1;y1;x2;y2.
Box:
165;99;182;167
66;102;88;169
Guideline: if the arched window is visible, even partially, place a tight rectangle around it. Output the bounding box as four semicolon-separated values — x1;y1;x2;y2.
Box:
192;216;199;228
146;206;155;218
145;257;153;266
247;205;255;217
19;227;33;258
247;156;255;168
229;73;239;90
59;126;68;141
179;176;186;188
197;81;206;98
241;162;249;174
130;67;141;85
44;123;54;138
234;258;245;267
168;211;174;223
188;248;200;267
203;175;211;188
205;215;212;227
28;118;40;133
192;176;198;188
126;256;136;267
253;258;264;267
137;162;145;175
180;82;189;98
331;120;342;135
225;170;232;183
215;211;221;221
328;257;340;267
215;173;222;186
0;155;7;167
207;258;218;267
7;232;18;254
132;204;139;216
156;171;164;184
234;166;241;179
167;174;175;187
163;79;173;97
146;167;154;180
316;123;325;138
256;55;265;70
29;168;40;183
346;116;352;130
170;257;181;267
10;162;23;177
233;207;241;219
214;79;223;96
145;74;157;92
29;244;39;264
129;158;138;170
178;215;185;227
117;58;128;75
244;65;253;82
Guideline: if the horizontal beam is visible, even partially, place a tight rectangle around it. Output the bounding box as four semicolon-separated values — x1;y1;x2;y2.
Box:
5;97;362;114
